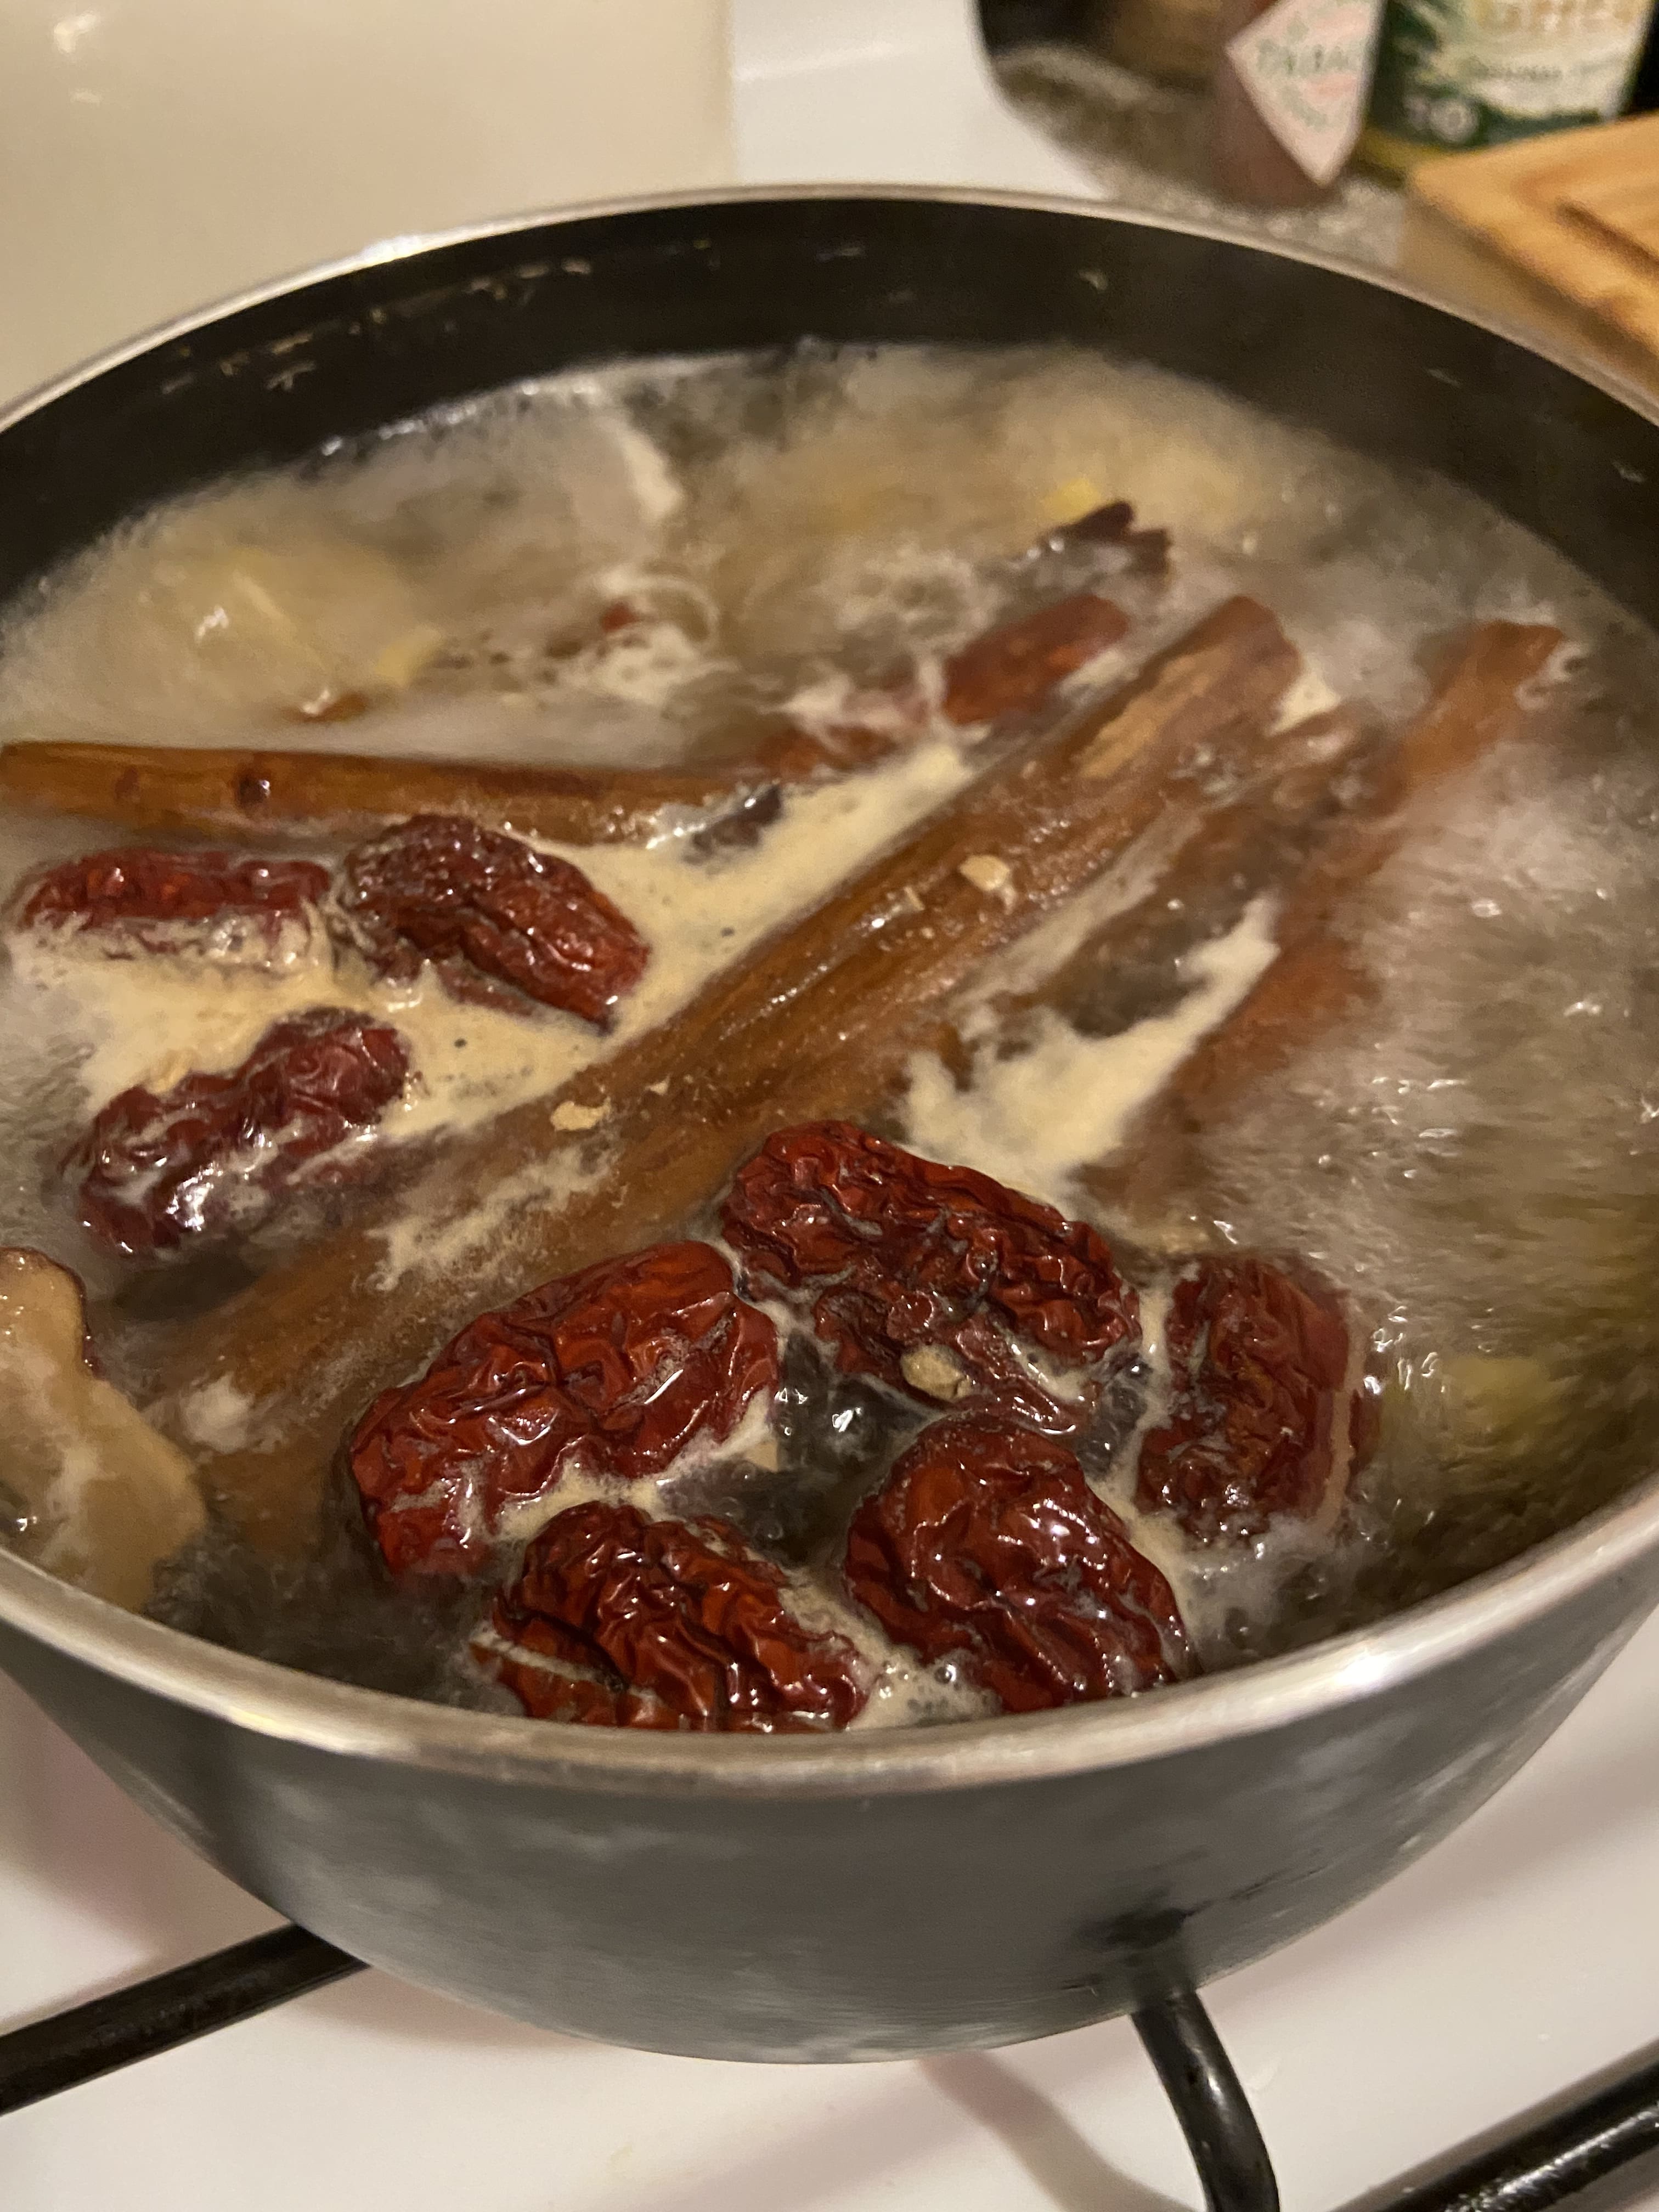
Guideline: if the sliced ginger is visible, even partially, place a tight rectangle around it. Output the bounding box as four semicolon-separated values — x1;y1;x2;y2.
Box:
0;1249;204;1611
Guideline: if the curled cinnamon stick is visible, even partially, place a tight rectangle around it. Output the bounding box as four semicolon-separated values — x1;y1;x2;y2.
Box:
901;705;1372;1083
0;592;1131;850
0;741;737;848
1091;620;1564;1206
940;591;1131;725
1015;704;1372;1028
151;596;1300;1550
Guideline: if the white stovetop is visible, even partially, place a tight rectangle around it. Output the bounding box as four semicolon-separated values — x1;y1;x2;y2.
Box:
6;1616;1659;2211
3;3;1658;2204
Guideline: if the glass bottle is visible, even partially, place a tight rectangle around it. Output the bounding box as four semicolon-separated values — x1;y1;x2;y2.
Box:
1211;0;1387;204
1359;0;1657;174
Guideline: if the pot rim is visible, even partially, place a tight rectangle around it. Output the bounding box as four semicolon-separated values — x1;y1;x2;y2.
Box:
3;183;1657;1799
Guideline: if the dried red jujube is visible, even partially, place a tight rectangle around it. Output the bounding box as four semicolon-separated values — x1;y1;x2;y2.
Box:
844;1414;1189;1712
722;1122;1138;1432
478;1499;867;1731
1135;1254;1358;1544
334;812;648;1025
349;1240;780;1576
71;1007;409;1256
14;847;330;963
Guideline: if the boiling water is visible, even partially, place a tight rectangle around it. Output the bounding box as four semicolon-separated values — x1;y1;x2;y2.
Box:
3;343;1657;1723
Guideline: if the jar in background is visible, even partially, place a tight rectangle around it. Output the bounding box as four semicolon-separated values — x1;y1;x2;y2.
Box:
1093;0;1224;86
1360;0;1656;172
1630;0;1659;104
1210;0;1386;202
979;0;1091;44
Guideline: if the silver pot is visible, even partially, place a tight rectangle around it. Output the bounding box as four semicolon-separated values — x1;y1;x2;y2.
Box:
2;190;1658;2066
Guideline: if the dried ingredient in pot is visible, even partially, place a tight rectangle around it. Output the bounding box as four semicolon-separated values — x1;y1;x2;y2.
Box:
723;1121;1138;1432
0;1247;204;1610
1135;1255;1360;1543
478;1499;867;1730
71;1007;410;1257
350;1240;780;1576
291;687;370;725
146;599;1288;1544
1026;499;1171;575
12;847;330;963
334;812;649;1024
941;589;1130;725
742;581;1139;788
844;1414;1190;1711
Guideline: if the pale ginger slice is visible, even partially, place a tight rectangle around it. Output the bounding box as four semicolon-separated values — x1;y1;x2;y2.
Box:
0;1249;204;1611
1380;1351;1571;1480
42;516;444;735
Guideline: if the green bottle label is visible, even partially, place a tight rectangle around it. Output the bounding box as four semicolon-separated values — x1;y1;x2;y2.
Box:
1367;0;1649;149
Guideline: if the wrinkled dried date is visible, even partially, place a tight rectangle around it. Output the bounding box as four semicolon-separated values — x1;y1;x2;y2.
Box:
14;847;330;961
478;1499;867;1730
1135;1255;1357;1543
335;813;648;1025
72;1007;410;1257
844;1414;1189;1712
350;1240;779;1576
723;1122;1138;1432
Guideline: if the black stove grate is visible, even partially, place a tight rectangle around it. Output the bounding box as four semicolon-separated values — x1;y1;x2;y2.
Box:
4;1929;1659;2212
0;1926;362;2117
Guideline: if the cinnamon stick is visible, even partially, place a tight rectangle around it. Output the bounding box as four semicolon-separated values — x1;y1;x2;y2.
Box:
0;740;738;847
940;590;1130;724
1091;620;1564;1204
901;706;1372;1079
150;596;1300;1550
1013;704;1372;1028
0;593;1130;849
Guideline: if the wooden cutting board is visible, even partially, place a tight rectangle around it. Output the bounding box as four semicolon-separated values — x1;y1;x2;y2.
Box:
1397;112;1659;405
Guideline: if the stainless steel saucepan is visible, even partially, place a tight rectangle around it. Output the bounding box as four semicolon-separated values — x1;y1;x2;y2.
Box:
2;190;1657;2066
